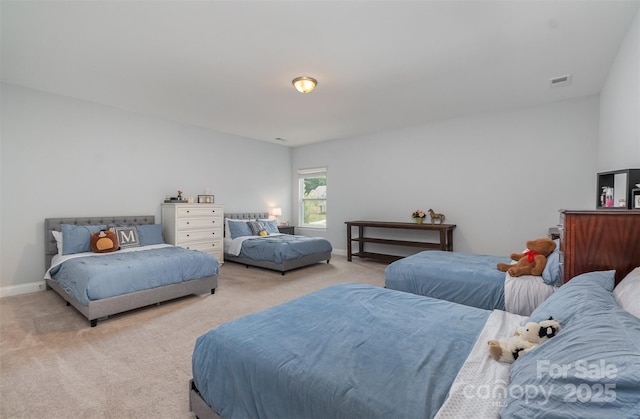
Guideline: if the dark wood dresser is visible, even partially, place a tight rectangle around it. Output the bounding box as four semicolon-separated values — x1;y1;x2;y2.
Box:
559;209;640;284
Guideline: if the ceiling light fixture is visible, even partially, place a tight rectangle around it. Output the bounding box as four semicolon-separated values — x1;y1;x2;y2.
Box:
292;76;317;93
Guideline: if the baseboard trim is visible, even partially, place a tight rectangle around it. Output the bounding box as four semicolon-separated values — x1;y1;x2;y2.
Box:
0;281;46;298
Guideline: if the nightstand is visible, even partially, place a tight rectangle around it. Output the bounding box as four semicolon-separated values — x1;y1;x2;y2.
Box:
278;225;295;235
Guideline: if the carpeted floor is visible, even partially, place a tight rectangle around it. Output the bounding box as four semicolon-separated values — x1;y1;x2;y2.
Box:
0;255;386;418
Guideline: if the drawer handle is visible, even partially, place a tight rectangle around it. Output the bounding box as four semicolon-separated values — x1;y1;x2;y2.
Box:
186;210;190;213
186;221;190;225
212;243;215;247
186;234;190;237
212;220;215;224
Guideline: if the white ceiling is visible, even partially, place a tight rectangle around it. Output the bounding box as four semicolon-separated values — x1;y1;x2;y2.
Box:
2;0;638;147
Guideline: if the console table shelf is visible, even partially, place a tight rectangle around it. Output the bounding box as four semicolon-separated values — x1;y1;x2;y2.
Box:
345;220;456;263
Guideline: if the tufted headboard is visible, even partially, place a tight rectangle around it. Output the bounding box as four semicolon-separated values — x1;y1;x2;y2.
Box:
224;212;269;221
44;215;155;269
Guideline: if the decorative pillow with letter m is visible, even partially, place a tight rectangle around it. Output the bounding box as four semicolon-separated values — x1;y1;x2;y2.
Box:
113;226;140;248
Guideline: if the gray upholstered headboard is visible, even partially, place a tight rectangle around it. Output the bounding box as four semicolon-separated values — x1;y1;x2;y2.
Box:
44;215;155;269
224;212;269;220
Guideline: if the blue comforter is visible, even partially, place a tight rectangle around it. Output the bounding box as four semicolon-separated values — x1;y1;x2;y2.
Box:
49;247;219;305
385;250;510;310
239;234;332;264
192;283;490;419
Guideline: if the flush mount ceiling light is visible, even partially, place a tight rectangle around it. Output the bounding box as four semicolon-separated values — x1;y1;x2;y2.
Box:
292;76;317;93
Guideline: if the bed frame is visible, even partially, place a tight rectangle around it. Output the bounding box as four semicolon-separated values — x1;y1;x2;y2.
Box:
223;212;331;275
45;215;218;327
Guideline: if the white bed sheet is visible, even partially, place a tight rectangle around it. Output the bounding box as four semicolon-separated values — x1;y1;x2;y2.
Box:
504;273;558;316
435;309;528;418
224;233;285;256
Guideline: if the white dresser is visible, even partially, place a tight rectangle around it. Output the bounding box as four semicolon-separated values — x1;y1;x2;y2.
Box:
162;203;224;264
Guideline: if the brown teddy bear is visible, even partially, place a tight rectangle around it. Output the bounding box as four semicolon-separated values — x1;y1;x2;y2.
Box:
497;238;556;277
90;229;119;253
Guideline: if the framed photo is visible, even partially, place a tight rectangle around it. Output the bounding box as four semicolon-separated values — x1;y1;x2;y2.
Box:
635;194;640;209
198;195;215;204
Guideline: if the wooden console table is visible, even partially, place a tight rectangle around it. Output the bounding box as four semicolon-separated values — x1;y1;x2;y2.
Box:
345;220;456;263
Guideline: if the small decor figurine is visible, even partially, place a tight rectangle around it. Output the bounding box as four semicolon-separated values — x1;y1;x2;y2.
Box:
428;208;445;224
411;209;427;224
177;190;183;200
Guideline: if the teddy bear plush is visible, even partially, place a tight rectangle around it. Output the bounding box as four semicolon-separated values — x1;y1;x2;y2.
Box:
90;229;119;253
487;317;560;363
496;238;556;277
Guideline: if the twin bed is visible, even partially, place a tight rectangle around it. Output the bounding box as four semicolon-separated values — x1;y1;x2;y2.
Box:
190;268;640;418
384;245;561;316
223;212;332;274
44;215;219;327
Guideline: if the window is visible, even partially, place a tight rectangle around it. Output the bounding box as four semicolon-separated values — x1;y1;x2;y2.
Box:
298;167;327;228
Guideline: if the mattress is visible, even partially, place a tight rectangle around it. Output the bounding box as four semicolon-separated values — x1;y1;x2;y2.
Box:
192;283;493;419
46;244;219;305
225;234;332;263
385;250;509;310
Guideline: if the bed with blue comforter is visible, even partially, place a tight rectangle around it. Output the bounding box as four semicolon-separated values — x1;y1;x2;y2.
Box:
44;216;219;327
190;269;640;419
385;246;560;315
224;213;332;274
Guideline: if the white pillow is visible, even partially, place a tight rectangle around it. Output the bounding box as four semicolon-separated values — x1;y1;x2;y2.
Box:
51;230;63;255
613;267;640;318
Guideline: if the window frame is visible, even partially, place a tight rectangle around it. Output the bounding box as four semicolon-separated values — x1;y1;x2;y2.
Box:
297;167;327;229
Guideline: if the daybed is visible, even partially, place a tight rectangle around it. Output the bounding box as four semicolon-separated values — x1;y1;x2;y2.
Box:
189;268;640;419
384;245;561;316
223;212;332;275
44;215;219;327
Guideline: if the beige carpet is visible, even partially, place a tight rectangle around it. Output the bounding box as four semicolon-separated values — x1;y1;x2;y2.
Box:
0;256;386;418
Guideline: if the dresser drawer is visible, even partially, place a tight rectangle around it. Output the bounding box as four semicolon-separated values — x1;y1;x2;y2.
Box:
177;217;222;230
177;229;220;242
177;207;221;218
181;239;223;253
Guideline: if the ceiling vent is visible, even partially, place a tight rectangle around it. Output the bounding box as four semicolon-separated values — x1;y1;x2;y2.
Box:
549;74;572;88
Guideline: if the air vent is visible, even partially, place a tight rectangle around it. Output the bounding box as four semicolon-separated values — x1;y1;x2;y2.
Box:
549;74;572;88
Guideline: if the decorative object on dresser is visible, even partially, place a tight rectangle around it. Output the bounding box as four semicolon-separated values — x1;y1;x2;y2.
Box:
596;169;640;209
558;209;640;284
427;208;445;224
198;195;214;203
162;203;224;264
345;220;456;263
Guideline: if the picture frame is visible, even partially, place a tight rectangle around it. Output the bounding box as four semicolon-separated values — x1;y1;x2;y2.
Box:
198;195;215;204
635;194;640;209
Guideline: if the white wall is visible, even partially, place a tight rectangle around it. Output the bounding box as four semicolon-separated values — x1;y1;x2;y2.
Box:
0;83;292;296
598;8;640;171
292;96;599;257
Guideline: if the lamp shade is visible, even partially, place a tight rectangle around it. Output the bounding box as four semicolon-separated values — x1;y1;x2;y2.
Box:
292;77;317;93
271;207;282;216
